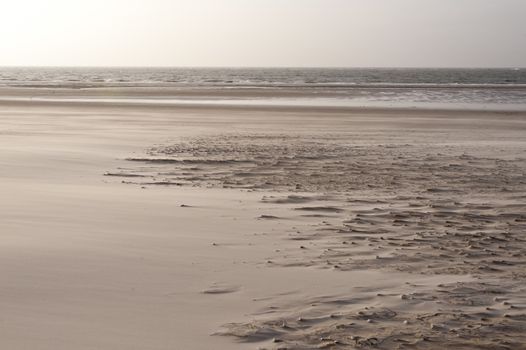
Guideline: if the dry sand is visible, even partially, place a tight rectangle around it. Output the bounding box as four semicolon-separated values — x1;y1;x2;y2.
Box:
1;90;525;349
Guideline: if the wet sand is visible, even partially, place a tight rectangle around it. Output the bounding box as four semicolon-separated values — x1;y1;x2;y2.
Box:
1;91;525;349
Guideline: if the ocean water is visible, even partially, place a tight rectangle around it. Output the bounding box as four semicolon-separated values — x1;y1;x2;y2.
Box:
1;67;525;87
1;67;525;109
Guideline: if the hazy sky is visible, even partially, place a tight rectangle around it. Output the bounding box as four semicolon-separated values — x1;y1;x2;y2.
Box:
0;0;525;67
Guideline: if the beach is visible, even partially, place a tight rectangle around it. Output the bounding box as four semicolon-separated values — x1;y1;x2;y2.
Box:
1;87;526;349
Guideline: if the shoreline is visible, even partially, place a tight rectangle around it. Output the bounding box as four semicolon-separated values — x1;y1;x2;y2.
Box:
2;96;526;115
1;85;526;112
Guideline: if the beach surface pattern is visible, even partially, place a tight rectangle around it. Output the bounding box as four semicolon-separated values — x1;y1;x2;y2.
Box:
1;94;525;349
114;119;526;349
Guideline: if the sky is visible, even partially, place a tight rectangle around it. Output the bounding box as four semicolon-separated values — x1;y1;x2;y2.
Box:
0;0;525;68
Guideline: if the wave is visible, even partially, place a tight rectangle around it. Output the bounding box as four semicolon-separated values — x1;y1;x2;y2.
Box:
1;67;525;88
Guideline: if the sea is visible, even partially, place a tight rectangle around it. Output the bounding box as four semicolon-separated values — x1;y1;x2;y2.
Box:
1;67;525;110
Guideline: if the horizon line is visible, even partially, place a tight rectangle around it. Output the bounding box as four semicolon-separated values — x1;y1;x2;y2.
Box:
0;65;524;70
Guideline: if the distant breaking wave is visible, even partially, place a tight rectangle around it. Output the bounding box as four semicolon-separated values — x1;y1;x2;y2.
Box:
0;67;525;88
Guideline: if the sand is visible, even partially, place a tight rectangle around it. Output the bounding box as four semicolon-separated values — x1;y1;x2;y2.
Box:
1;89;525;349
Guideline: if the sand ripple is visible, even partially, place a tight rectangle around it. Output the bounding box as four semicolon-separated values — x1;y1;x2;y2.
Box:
110;133;526;349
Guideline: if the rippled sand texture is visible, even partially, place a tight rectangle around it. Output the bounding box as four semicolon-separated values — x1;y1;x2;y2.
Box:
115;131;526;349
